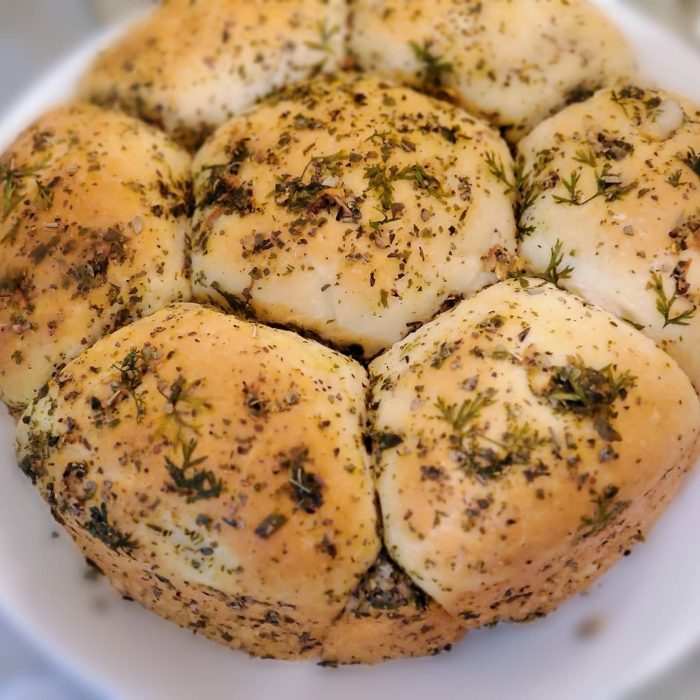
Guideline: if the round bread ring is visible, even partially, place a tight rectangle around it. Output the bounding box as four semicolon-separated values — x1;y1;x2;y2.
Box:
0;104;191;416
16;303;380;659
350;0;636;143
4;2;700;667
369;279;700;624
80;0;348;150
191;73;516;359
518;86;700;391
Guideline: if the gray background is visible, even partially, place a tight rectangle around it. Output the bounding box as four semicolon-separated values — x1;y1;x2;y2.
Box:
0;2;698;699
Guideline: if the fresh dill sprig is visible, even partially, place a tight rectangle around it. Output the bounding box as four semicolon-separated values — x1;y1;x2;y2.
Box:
158;375;210;437
111;347;153;422
83;502;138;554
485;151;541;238
410;40;453;92
573;149;598;168
484;150;519;195
305;20;340;74
364;162;447;210
435;389;497;435
650;271;697;327
165;439;223;503
679;147;700;178
366;131;416;162
578;486;630;541
435;392;550;481
541;239;574;286
364;164;395;211
1;157;49;222
553;162;635;206
552;171;584;205
393;163;448;202
665;170;686;188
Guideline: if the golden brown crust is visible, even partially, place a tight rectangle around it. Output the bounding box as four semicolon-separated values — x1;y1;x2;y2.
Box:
0;103;191;414
66;521;327;659
518;86;700;391
369;279;700;624
320;552;466;664
81;0;348;150
191;73;516;358
4;3;700;666
351;0;636;142
16;303;380;658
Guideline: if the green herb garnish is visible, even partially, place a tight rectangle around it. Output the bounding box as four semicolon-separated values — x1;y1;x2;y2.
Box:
410;41;453;93
540;359;636;442
650;271;696;327
435;392;549;480
83;502;138;554
373;431;404;452
541;239;574;286
364;161;447;210
1;157;48;221
679;147;700;179
430;340;461;368
578;485;630;540
165;439;223;503
280;447;324;514
665;170;686;188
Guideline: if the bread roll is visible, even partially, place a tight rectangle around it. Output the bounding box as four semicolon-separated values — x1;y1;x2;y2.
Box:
81;0;348;150
16;303;380;658
369;279;700;624
351;0;635;143
0;104;191;415
191;74;516;358
518;86;700;391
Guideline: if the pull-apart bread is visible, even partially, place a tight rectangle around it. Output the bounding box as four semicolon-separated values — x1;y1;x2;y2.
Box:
3;0;700;667
0;104;191;415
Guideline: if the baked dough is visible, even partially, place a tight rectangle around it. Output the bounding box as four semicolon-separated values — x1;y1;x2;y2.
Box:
0;104;191;415
191;73;516;358
351;0;635;142
320;550;466;664
4;2;700;667
81;0;348;149
518;86;700;390
369;279;700;624
16;303;380;659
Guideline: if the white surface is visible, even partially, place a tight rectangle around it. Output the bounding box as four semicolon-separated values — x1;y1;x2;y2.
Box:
0;2;699;699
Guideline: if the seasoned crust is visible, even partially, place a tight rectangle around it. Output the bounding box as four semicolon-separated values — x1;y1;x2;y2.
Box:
16;303;380;658
351;0;635;143
3;2;699;666
518;86;700;391
191;73;516;358
80;0;348;150
0;103;191;415
369;279;700;624
320;551;466;664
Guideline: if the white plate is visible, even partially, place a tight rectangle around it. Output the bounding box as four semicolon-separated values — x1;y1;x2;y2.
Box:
1;3;699;699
